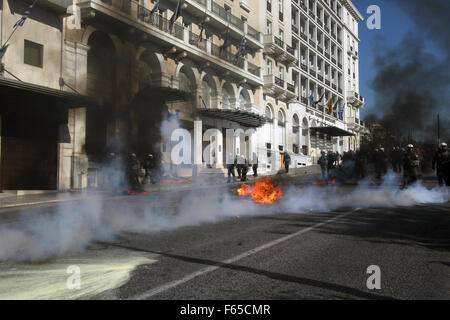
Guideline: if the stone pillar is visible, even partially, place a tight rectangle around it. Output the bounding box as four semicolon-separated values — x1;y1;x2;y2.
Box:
272;120;279;171
193;118;202;175
0;114;2;192
57;107;88;190
64;41;89;95
285;121;292;152
215;129;223;168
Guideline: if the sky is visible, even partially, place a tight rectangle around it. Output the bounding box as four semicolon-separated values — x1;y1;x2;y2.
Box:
352;0;446;119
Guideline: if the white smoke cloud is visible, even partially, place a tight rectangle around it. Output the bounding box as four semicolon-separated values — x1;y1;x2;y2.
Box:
0;171;448;262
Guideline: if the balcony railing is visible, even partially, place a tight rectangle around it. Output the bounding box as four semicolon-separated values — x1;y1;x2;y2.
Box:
309;11;315;19
292;25;299;34
300;1;307;12
135;8;184;41
275;76;285;88
247;61;261;77
301;96;308;105
247;24;261;41
310;69;316;77
189;31;207;52
211;2;244;31
309;39;316;47
286;44;296;56
274;36;284;48
300;32;308;41
332;84;337;90
287;83;296;93
301;63;308;72
325;79;330;86
318;75;323;82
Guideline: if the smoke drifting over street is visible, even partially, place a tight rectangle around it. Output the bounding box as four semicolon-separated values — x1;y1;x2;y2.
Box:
365;0;450;141
0;174;448;262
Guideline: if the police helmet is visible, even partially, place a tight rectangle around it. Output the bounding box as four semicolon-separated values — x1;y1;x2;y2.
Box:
407;144;413;148
441;142;447;147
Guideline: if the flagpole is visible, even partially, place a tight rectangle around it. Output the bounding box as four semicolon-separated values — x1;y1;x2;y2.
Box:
438;113;441;145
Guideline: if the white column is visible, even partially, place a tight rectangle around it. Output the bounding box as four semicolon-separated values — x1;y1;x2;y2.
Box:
272;120;279;171
215;129;223;168
193;118;202;175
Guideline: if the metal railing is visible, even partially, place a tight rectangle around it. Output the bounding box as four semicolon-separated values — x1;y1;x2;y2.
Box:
247;24;261;41
211;2;244;32
301;63;308;72
247;61;261;77
275;76;285;88
274;36;284;48
287;83;296;93
286;44;296;56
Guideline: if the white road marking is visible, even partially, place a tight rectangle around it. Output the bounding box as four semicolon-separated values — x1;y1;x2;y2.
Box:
131;210;356;300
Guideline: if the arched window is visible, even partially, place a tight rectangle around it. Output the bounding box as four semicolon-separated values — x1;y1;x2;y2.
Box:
179;68;191;92
265;106;273;119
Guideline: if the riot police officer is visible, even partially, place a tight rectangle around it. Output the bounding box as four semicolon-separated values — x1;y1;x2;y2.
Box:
432;142;450;187
402;144;420;187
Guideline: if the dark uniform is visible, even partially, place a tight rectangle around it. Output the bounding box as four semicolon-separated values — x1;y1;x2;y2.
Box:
227;154;237;183
374;148;388;179
127;153;142;191
142;154;156;184
403;146;420;187
252;153;258;177
432;144;450;186
283;152;291;173
355;150;366;179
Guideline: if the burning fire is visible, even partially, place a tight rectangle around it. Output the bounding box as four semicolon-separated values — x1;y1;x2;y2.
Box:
238;178;283;204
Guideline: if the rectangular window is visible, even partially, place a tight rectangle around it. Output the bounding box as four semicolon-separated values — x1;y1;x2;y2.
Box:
266;20;272;34
279;66;284;80
24;40;43;68
267;59;272;75
267;0;272;12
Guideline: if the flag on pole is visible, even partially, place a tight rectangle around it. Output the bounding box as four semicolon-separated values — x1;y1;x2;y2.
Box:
315;92;325;105
199;24;204;42
220;27;230;53
333;101;339;117
150;0;160;14
325;98;333;114
14;0;37;28
169;0;183;33
309;94;315;106
338;104;345;120
235;36;246;62
0;44;9;61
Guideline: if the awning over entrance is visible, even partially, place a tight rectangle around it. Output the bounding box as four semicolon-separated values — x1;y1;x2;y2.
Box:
310;126;355;137
0;77;94;108
198;109;267;128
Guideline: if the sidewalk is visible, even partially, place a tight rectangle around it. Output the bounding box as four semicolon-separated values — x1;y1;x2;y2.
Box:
0;165;321;210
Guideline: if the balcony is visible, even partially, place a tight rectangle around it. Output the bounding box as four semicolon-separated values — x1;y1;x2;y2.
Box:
78;0;263;86
28;0;73;13
154;0;263;49
346;90;365;108
263;34;296;65
292;25;299;35
263;75;296;102
300;1;307;12
301;96;308;105
300;32;308;41
300;62;308;72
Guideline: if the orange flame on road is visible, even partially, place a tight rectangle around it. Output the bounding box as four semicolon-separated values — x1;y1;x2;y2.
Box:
238;178;283;204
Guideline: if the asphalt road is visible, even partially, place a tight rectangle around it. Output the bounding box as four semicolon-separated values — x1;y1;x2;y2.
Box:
0;175;449;300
